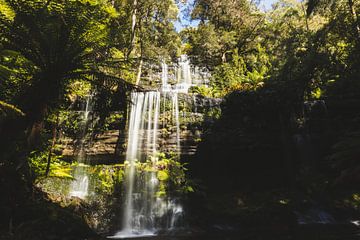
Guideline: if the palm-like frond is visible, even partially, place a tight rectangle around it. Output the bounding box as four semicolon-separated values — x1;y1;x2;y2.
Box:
0;0;134;123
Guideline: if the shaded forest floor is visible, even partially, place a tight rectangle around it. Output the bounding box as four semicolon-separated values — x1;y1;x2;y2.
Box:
1;179;360;240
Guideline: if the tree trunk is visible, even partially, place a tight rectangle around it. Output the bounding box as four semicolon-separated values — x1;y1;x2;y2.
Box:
127;0;138;59
27;121;44;149
135;21;144;86
279;112;295;187
115;89;129;159
301;2;310;32
221;52;227;63
348;0;360;38
45;115;59;176
115;107;128;158
135;58;143;85
26;104;48;149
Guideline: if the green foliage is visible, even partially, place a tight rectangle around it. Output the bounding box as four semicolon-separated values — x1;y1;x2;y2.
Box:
29;149;71;179
93;164;124;194
0;0;182;187
185;0;360;103
187;0;360;200
125;152;192;196
210;48;269;97
157;170;169;181
57;113;84;141
66;81;92;100
190;85;218;98
109;0;181;64
153;152;193;195
0;0;13;20
103;112;123;130
1;0;359;225
183;0;264;68
181;23;223;67
0;0;133;131
348;193;360;209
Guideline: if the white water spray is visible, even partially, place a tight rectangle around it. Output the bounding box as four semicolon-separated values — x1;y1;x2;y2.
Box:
69;96;92;199
114;92;164;238
175;55;192;93
111;56;195;238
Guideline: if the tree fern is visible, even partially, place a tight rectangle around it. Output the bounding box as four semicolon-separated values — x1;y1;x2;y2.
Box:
0;0;134;129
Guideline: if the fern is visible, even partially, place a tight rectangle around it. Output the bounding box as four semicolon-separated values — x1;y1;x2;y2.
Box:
0;0;135;126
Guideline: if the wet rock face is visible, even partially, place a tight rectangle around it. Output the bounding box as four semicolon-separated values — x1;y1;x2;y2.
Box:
60;95;222;163
59;130;121;164
179;93;223;114
145;94;221;156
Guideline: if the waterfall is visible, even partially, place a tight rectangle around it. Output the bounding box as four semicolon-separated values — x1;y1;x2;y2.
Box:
161;55;194;94
69;95;92;199
171;93;181;154
112;92;162;238
161;61;171;92
110;56;197;238
111;93;183;238
69;174;89;199
122;91;161;235
175;55;192;93
158;55;211;94
180;55;192;85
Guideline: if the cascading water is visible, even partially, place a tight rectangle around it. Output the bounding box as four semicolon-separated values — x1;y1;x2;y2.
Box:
69;95;92;199
117;91;161;238
161;61;171;92
175;55;192;93
171;93;181;154
110;59;186;238
69;173;89;199
160;55;196;94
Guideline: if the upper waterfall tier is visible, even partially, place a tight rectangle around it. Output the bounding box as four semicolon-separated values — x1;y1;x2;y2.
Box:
142;55;210;93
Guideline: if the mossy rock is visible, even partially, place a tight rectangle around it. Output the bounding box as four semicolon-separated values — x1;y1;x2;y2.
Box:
13;202;98;240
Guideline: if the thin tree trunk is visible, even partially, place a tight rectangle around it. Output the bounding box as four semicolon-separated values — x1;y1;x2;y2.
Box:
45;115;59;176
115;106;128;158
26;104;48;149
135;58;143;85
135;20;144;86
27;121;44;149
127;0;138;59
279;113;295;187
348;0;360;38
221;52;227;63
301;2;310;32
